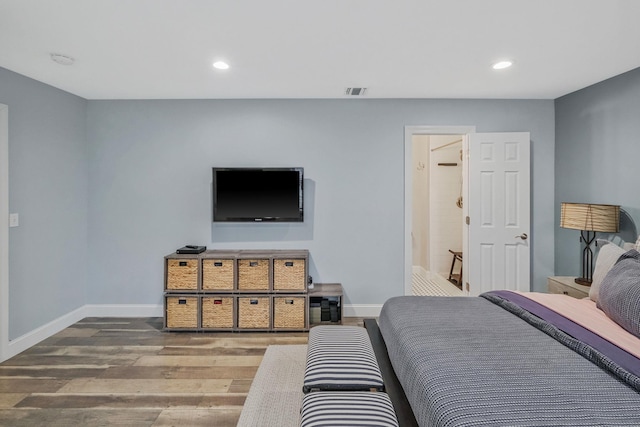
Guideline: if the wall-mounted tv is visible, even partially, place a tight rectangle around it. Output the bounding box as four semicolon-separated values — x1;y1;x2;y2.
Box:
212;168;304;222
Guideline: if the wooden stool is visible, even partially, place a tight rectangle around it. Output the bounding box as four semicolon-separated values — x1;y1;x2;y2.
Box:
448;250;463;288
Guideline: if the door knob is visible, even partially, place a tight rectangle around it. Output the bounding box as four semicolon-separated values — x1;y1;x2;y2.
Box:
515;233;528;240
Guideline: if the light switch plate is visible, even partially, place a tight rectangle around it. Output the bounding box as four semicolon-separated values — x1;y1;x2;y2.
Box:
9;213;18;227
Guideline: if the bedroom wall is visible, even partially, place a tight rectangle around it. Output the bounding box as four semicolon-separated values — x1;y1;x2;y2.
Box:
555;67;640;276
86;98;555;309
0;63;556;344
0;67;88;340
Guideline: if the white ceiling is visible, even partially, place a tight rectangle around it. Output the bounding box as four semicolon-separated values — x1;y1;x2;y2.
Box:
1;0;639;100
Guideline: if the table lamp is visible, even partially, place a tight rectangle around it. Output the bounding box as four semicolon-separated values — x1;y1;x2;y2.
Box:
560;202;620;285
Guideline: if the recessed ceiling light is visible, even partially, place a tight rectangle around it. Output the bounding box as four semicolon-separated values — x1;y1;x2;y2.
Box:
50;53;75;66
213;61;229;70
492;60;513;70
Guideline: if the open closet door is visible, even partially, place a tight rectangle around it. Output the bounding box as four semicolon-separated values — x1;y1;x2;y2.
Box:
466;132;530;296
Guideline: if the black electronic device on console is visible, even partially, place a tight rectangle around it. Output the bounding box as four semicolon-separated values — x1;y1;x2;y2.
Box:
176;245;206;254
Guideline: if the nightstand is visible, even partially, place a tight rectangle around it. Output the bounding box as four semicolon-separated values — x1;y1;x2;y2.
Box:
547;276;590;299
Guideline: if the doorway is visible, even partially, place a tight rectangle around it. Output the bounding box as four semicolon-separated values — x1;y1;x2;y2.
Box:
411;134;465;296
404;126;475;296
405;127;532;297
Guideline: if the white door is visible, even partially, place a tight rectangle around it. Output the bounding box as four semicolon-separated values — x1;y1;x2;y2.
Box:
466;132;530;296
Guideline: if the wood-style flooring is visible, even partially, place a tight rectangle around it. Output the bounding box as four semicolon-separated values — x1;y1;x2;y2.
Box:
0;317;363;427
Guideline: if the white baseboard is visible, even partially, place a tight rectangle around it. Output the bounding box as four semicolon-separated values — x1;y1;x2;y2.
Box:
81;304;376;320
88;304;383;320
344;304;383;318
3;302;380;362
83;304;163;318
3;304;163;362
6;305;88;360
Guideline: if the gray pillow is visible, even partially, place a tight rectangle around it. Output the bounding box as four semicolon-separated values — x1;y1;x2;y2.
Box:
590;242;626;302
597;249;640;338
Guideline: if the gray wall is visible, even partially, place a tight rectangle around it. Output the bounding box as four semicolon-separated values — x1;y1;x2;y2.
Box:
1;63;557;342
87;98;555;307
0;68;88;339
555;67;640;275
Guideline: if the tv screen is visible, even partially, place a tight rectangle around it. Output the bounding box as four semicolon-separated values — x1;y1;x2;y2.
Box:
212;168;304;222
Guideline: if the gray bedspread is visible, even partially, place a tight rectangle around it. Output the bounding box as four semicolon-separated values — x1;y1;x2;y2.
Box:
379;296;640;427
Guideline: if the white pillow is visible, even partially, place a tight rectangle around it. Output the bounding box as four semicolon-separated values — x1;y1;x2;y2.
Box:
590;243;626;302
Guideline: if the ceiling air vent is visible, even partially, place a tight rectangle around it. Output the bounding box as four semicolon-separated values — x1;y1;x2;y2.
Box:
345;87;367;96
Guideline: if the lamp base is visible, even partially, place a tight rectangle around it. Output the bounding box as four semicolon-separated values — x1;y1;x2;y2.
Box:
575;277;592;287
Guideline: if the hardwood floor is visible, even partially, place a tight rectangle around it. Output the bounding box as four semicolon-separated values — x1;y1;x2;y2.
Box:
0;317;363;426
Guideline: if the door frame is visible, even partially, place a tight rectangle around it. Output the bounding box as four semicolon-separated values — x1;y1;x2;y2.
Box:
404;125;476;296
0;104;8;360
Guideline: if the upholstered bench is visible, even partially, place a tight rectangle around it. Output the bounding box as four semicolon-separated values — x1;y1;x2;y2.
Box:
300;391;399;427
303;325;384;393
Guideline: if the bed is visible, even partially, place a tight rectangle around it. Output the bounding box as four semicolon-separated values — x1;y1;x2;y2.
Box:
367;248;640;426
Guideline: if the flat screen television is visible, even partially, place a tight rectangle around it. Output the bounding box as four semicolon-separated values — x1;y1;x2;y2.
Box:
212;168;304;222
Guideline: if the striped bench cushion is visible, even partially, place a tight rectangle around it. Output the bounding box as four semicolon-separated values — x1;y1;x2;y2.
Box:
303;325;384;392
300;392;399;427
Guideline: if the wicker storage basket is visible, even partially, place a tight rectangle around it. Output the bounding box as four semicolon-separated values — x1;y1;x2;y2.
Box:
237;296;271;329
166;258;199;291
273;259;306;291
237;259;269;291
202;258;235;291
273;296;307;330
201;296;234;329
165;296;198;329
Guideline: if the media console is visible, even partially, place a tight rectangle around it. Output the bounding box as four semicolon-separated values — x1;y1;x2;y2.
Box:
163;249;309;332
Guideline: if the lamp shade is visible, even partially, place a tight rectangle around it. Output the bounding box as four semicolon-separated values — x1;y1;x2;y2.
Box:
560;203;620;232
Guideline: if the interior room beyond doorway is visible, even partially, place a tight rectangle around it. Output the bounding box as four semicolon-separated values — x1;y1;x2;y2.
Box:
411;134;464;297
